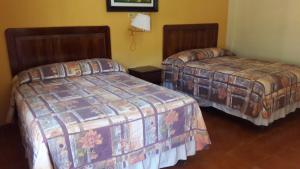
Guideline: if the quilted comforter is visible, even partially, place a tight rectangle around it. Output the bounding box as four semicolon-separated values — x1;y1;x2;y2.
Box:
10;58;210;169
162;48;300;126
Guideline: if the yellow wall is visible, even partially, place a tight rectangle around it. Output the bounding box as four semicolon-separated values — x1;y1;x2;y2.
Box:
227;0;300;64
0;0;228;124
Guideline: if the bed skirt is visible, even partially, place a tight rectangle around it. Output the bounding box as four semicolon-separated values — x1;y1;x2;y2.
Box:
128;140;196;169
27;139;197;169
197;97;300;126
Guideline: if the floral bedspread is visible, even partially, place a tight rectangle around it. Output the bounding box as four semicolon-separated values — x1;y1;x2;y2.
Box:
162;48;300;125
13;58;210;169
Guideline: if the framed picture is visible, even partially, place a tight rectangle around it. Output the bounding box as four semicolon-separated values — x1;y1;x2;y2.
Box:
106;0;158;12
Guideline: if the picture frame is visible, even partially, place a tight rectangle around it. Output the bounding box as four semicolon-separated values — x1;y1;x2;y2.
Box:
106;0;158;12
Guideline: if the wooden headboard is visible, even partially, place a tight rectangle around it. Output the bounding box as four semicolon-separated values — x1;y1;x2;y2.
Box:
5;26;112;76
163;23;218;60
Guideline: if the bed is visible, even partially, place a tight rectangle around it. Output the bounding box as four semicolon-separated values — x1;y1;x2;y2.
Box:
5;26;210;169
162;23;300;126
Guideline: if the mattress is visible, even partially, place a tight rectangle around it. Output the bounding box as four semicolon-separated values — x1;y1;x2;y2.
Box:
9;58;210;169
162;48;300;126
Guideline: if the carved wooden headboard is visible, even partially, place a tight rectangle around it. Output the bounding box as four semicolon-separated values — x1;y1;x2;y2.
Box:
163;23;218;60
5;26;112;76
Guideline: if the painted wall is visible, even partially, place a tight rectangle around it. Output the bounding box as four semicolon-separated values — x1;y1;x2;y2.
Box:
227;0;300;64
0;0;228;124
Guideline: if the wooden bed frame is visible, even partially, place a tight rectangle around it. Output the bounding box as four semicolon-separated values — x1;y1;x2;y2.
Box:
5;24;218;74
5;26;112;76
163;23;218;60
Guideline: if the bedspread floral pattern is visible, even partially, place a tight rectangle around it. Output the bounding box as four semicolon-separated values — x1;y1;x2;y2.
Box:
13;59;210;169
162;48;300;125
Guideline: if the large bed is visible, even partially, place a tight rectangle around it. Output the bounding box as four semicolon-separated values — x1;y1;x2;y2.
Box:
5;26;210;169
162;23;300;126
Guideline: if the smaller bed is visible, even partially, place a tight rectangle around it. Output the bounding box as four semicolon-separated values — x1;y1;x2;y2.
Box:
162;23;300;126
6;26;210;169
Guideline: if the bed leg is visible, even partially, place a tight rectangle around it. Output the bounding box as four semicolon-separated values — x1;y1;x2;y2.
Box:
255;125;268;131
176;160;186;167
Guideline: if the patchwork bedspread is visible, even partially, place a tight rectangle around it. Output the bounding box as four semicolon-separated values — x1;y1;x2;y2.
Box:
12;58;210;169
162;48;300;125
